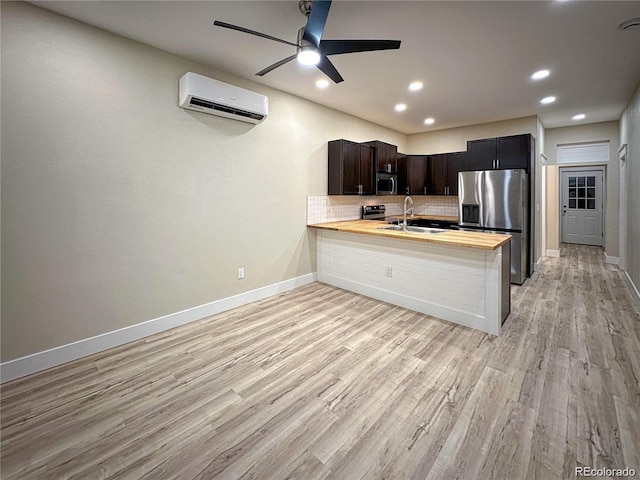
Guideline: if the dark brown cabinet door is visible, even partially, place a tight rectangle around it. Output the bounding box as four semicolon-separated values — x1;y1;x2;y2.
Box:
327;139;373;195
407;155;428;195
467;138;497;171
359;144;375;195
446;151;468;196
497;135;530;169
341;141;360;195
363;140;398;173
427;154;447;195
396;153;408;195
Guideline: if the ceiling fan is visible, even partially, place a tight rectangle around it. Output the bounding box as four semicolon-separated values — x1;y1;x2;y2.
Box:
213;0;401;83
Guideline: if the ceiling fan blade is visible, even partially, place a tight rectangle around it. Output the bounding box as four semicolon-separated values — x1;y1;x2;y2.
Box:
302;0;332;47
256;54;298;76
316;56;344;83
214;20;298;47
320;39;401;56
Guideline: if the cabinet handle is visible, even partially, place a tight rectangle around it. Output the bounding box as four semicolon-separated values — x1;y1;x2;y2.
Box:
357;184;363;195
424;187;427;195
497;159;500;169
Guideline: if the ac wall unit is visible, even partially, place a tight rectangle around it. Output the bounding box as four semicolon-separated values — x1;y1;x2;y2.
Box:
178;72;268;124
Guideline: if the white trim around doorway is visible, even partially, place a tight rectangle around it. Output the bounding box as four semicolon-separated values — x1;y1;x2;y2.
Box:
558;165;606;247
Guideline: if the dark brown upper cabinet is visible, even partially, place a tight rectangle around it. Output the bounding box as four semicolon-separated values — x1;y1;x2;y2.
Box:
426;152;468;195
467;134;532;171
362;140;398;173
328;139;374;195
427;154;447;195
396;152;407;194
407;155;429;195
445;151;469;196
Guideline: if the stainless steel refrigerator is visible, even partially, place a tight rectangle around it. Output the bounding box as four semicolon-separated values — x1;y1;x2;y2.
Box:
458;169;529;284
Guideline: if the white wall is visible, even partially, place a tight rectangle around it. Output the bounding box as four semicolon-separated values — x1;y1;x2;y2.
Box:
406;116;538;154
619;83;640;300
0;2;407;362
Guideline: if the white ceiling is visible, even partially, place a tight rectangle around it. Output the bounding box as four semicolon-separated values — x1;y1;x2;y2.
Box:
30;1;640;134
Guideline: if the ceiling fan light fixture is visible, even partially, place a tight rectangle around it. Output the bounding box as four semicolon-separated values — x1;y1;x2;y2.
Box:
297;45;321;66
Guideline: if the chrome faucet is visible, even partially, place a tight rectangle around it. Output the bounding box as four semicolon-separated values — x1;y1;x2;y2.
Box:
402;195;414;231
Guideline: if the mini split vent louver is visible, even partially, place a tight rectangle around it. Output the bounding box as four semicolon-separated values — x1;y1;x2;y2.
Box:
178;72;268;124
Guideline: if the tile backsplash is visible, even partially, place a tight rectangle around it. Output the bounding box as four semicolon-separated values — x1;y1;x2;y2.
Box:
307;195;459;224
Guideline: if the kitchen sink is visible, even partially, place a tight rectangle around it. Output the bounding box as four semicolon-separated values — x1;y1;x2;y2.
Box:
380;225;447;234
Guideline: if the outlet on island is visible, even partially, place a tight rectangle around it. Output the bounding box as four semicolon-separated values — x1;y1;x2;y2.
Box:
384;266;392;277
238;267;245;279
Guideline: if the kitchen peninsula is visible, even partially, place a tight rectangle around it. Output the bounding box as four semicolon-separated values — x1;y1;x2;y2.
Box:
309;220;511;335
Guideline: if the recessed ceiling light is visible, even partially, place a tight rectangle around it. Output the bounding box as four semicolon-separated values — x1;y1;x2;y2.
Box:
424;117;435;125
531;69;550;80
572;113;586;120
409;81;423;91
540;96;556;104
316;79;329;89
395;103;407;112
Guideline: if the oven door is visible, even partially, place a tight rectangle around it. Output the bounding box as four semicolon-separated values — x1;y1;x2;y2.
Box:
376;174;397;195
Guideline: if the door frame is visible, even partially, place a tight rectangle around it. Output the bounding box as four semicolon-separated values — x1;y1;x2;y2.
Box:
559;165;606;246
619;144;628;270
539;153;547;267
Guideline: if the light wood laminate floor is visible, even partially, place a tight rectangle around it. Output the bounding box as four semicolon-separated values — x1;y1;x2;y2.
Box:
2;244;639;479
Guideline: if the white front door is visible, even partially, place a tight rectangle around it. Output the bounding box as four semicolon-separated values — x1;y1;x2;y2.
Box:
561;169;604;246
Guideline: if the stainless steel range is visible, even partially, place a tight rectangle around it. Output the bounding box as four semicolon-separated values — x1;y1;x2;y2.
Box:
362;205;386;220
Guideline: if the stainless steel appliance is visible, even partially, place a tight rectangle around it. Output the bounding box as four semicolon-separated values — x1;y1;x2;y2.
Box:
362;204;386;220
376;173;397;195
458;169;529;284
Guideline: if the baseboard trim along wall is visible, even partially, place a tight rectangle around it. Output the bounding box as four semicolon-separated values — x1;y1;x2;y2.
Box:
0;273;317;383
604;253;620;265
546;249;561;258
624;271;640;310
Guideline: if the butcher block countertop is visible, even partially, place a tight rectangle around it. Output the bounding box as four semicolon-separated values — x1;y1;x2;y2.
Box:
309;220;511;250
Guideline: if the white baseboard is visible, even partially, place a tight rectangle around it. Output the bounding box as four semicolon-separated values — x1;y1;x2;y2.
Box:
546;249;561;258
605;253;620;265
534;257;542;272
624;271;640;310
0;273;317;384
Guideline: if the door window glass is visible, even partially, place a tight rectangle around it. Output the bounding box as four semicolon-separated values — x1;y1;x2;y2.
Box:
568;175;597;210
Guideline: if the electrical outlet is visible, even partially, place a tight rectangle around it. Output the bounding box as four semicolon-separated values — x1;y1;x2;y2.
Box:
384;266;392;277
238;267;245;279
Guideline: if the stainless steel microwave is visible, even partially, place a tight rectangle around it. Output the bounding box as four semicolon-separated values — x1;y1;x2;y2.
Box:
376;173;397;195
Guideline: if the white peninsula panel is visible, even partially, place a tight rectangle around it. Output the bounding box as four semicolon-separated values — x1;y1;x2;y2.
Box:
316;229;509;335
